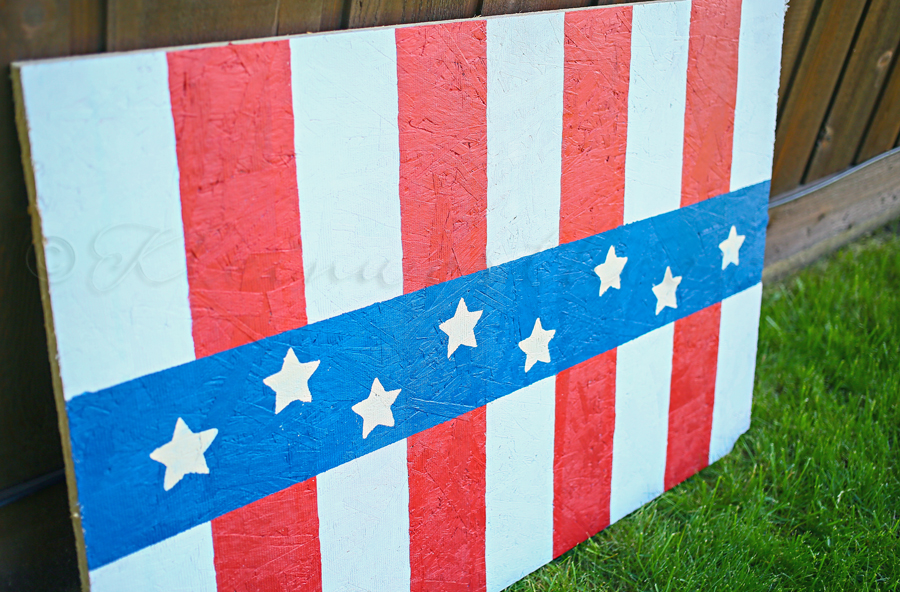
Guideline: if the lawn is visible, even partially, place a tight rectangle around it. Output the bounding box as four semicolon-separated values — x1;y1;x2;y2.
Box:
511;225;900;591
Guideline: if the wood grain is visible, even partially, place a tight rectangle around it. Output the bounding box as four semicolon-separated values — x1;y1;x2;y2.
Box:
777;0;818;111
765;147;900;281
481;0;592;16
804;0;900;182
857;50;900;163
107;0;345;51
347;0;479;28
771;0;866;196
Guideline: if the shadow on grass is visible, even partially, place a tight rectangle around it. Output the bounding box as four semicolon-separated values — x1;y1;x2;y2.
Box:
511;223;900;592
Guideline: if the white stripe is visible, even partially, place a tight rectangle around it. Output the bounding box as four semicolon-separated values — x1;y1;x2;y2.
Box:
89;522;217;592
610;323;674;524
730;0;786;192
485;12;564;267
18;53;194;399
317;440;411;592
291;29;409;588
709;283;763;464
485;377;555;592
290;30;404;323
623;0;692;224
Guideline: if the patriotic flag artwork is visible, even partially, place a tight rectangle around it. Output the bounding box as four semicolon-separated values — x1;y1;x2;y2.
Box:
14;0;785;590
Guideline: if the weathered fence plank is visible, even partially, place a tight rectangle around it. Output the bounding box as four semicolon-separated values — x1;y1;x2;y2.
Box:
804;0;900;182
771;0;866;195
346;0;479;28
765;147;900;281
777;0;818;110
108;0;345;51
480;0;591;16
857;52;900;163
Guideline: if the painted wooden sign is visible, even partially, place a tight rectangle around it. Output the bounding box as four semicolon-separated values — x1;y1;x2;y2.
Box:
13;0;785;590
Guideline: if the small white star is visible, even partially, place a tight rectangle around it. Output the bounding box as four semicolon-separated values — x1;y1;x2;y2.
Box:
439;298;483;359
352;378;401;439
594;246;628;297
719;225;746;269
518;318;555;372
652;266;682;315
149;418;218;491
263;348;320;414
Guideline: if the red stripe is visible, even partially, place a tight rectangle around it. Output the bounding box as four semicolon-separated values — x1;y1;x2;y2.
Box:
680;0;742;206
168;41;321;590
397;21;488;293
397;21;488;592
666;0;741;490
559;7;632;244
552;7;630;556
408;408;487;592
211;478;322;592
553;350;616;557
665;303;722;490
168;41;307;358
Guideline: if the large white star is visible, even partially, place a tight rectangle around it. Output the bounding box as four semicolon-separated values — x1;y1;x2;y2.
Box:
518;317;555;372
150;418;218;491
594;246;628;297
719;225;746;269
263;348;320;414
652;266;682;315
439;297;483;359
352;378;401;439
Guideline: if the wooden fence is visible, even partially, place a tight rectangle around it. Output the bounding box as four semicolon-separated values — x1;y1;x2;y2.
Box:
1;0;899;588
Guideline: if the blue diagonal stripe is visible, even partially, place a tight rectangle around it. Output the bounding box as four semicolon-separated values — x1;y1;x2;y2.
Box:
69;181;769;569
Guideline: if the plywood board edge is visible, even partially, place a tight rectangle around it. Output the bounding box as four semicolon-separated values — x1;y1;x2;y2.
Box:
10;63;92;592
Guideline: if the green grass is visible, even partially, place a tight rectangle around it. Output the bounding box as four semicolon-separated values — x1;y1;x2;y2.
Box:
510;226;900;591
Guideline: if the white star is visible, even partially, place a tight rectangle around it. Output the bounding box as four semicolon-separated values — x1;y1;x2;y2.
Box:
518;318;556;372
263;348;320;414
352;378;401;439
594;246;628;297
652;266;682;315
719;225;746;269
439;298;483;359
149;418;218;491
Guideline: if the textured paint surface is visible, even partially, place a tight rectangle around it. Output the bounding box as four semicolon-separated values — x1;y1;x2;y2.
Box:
731;0;785;192
397;20;489;590
13;3;786;586
168;41;307;357
486;377;556;592
212;478;320;592
317;440;411;592
290;30;403;323
67;183;769;569
19;53;195;400
666;303;721;490
167;42;323;589
710;283;762;463
665;0;742;491
551;8;630;554
610;323;674;524
623;0;691;224
486;11;564;267
397;21;488;292
559;6;632;243
408;409;487;592
89;523;216;592
552;350;616;557
680;0;741;207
